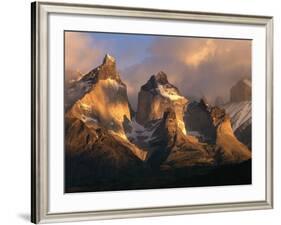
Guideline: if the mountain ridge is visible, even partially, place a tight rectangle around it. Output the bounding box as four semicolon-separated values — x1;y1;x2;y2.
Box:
65;54;252;192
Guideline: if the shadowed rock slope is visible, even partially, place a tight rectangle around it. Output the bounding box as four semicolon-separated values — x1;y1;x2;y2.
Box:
65;117;145;190
144;108;213;168
185;100;251;164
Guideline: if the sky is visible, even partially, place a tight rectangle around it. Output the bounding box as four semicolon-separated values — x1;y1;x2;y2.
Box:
65;31;251;110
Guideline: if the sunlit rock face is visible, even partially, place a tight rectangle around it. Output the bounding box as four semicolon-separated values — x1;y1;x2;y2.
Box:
146;108;213;168
230;78;251;102
66;54;132;140
136;71;188;134
209;106;251;163
215;115;251;163
65;54;121;110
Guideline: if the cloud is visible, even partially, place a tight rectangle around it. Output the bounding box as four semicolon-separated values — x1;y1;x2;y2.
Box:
65;32;102;82
64;32;251;110
121;37;251;109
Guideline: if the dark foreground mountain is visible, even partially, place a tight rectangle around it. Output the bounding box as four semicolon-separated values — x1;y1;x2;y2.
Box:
65;54;251;192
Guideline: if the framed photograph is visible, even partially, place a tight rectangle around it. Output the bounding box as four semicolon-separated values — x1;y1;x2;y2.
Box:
31;1;273;223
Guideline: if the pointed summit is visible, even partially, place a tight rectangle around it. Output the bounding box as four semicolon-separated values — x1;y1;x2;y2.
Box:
65;54;123;110
142;71;174;91
230;78;251;102
103;53;116;65
79;53;120;82
78;53;119;84
154;71;169;84
98;53;121;81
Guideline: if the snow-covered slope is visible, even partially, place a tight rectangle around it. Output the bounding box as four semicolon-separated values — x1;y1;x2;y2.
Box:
222;101;252;149
222;101;251;131
65;76;95;111
157;83;185;101
126;119;158;142
125;118;162;150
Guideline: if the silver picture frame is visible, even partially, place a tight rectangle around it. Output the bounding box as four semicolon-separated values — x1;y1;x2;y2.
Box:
31;1;273;223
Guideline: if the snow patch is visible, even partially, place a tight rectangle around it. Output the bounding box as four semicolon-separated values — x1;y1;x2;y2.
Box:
126;119;160;142
188;131;201;137
157;84;184;101
222;101;251;131
66;79;94;109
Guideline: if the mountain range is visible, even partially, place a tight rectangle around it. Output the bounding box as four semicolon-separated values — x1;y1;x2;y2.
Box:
65;54;252;192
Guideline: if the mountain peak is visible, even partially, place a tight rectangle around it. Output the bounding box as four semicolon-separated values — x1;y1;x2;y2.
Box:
142;71;170;91
137;71;188;134
154;71;168;84
96;53;121;81
230;78;251;102
103;53;116;65
140;71;186;103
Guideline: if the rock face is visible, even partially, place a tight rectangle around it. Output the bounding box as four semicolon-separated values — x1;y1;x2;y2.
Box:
185;99;251;163
65;54;121;110
65;54;148;190
125;107;213;167
185;99;216;143
147;108;214;168
223;101;252;149
223;78;252;149
136;71;188;134
215;115;251;163
230;78;251;102
66;54;132;140
209;106;251;163
65;117;145;190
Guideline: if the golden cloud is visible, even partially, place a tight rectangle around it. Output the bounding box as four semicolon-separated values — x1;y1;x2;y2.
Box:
65;32;101;82
183;39;216;67
124;37;251;107
64;32;251;108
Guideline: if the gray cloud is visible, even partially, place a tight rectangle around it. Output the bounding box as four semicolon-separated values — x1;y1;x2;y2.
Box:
120;37;251;109
64;32;251;110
